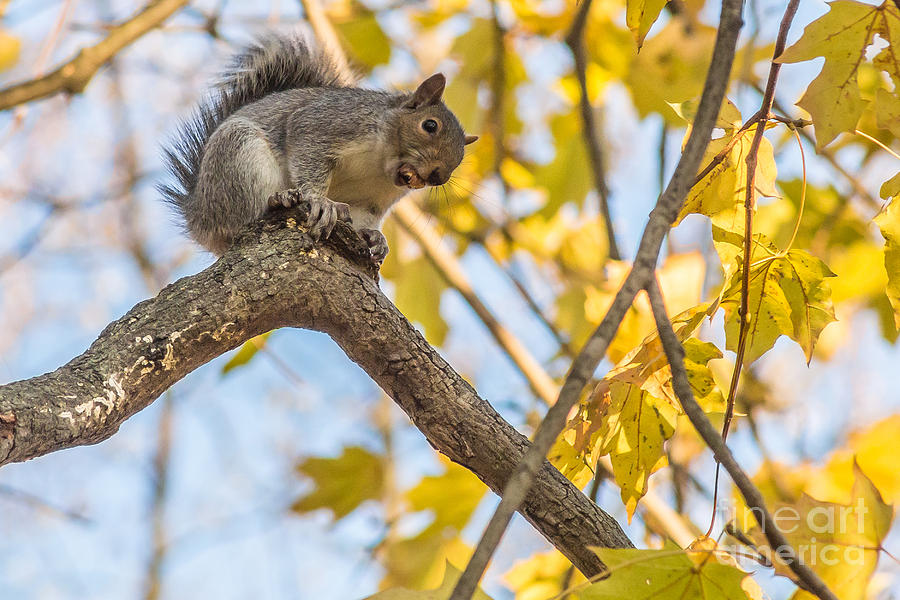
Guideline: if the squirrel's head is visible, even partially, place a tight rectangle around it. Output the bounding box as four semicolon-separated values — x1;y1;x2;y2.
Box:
391;73;478;190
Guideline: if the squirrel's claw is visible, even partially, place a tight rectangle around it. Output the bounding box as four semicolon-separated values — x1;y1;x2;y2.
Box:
268;189;301;209
360;228;389;263
307;196;350;240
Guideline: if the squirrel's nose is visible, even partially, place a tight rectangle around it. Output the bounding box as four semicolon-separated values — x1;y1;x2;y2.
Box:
427;168;447;186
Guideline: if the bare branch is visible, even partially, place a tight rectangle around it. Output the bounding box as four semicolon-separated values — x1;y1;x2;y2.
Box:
645;278;838;600
0;0;189;112
0;205;632;575
564;0;621;260
450;1;746;596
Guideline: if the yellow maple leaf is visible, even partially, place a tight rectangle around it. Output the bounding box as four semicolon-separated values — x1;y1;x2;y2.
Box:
718;238;836;365
594;306;724;518
625;0;668;49
776;1;900;147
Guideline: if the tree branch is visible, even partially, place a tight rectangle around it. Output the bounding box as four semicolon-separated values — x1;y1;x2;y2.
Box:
564;0;621;260
645;278;838;600
451;1;745;596
0;0;189;112
0;203;632;575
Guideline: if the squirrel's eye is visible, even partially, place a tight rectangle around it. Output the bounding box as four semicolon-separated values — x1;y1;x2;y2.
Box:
422;119;438;133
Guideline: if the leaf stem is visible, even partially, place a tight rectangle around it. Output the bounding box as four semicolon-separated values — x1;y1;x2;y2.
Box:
784;126;808;253
855;129;900;161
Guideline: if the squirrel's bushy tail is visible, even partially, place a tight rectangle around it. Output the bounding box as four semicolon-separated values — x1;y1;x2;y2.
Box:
159;35;352;218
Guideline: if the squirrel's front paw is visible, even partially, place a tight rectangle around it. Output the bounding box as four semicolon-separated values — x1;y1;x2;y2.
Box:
359;228;389;263
268;191;350;240
307;196;351;240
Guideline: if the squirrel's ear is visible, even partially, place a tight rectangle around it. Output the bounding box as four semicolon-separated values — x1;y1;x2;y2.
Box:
404;73;446;108
464;135;479;145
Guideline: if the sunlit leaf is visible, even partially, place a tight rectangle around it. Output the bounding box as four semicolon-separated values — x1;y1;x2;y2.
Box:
678;123;778;227
626;0;668;49
776;1;899;147
382;224;449;346
593;306;724;517
719;243;836;364
381;459;486;590
881;172;900;201
809;415;900;505
534;111;593;217
334;14;390;68
406;459;486;534
875;88;900;138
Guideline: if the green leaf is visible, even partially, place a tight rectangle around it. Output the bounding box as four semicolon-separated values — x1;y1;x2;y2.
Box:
221;332;271;374
406;461;486;534
332;1;391;69
625;0;668;49
382;234;449;346
534;111;592;217
365;563;493;600
581;547;752;599
719;244;836;364
875;200;900;329
291;446;385;520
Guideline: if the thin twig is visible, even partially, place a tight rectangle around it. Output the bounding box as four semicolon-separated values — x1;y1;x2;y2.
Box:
449;1;745;596
645;278;838;600
0;0;189;111
720;0;800;468
564;0;620;260
0;483;92;523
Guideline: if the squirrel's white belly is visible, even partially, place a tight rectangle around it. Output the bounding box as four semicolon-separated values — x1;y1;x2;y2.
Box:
328;139;406;230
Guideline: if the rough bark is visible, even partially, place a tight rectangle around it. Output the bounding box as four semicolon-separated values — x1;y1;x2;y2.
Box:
0;204;632;575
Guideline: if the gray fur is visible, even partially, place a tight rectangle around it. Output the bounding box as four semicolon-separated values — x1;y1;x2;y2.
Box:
159;34;474;257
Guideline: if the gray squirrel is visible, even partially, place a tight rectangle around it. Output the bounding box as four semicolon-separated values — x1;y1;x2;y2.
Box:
160;35;477;259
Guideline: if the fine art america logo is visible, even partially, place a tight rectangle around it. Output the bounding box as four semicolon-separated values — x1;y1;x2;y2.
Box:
719;497;871;567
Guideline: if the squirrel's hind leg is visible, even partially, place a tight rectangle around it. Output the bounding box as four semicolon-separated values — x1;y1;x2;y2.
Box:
193;117;285;254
